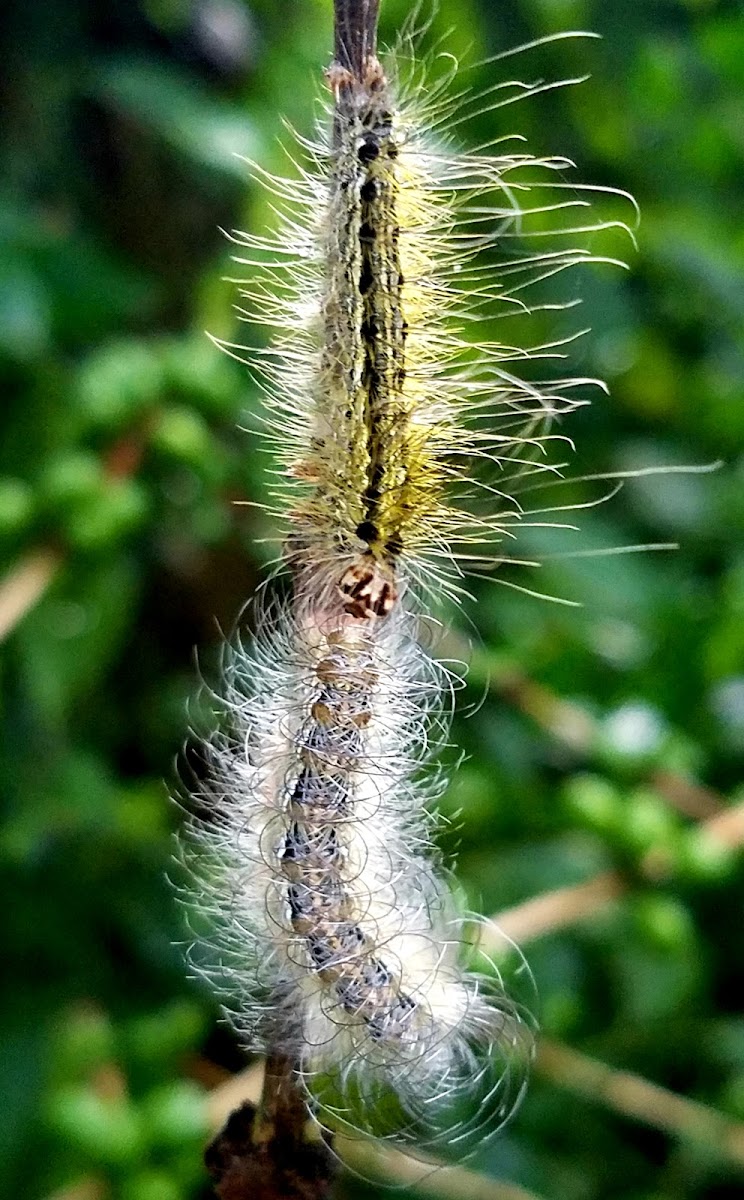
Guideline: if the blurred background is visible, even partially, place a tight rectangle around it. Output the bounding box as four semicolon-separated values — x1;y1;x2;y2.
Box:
1;1;743;1198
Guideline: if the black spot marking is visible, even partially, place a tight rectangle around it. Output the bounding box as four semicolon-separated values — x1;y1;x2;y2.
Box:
291;769;349;815
390;995;416;1027
283;823;340;866
355;520;378;544
288;883;314;921
282;823;304;861
308;936;335;968
337;977;367;1013
363;958;392;988
338;923;366;954
360;317;379;341
367;1015;386;1041
358;136;379;163
364;481;381;504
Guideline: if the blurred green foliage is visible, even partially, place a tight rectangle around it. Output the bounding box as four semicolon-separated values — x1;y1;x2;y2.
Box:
1;1;742;1198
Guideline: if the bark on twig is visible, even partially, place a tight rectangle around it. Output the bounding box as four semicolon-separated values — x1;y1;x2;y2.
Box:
333;0;380;80
205;1054;337;1200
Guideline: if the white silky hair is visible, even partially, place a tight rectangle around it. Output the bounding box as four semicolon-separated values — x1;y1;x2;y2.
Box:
184;574;531;1147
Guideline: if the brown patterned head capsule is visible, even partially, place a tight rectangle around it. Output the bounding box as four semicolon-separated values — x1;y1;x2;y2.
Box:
338;556;397;619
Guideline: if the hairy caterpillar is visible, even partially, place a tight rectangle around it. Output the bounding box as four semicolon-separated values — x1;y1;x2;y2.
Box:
184;2;638;1151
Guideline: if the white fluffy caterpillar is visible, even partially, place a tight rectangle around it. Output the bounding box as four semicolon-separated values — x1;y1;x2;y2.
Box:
185;0;635;1152
194;568;524;1145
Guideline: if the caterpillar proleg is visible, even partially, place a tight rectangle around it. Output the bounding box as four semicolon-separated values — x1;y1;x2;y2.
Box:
185;0;637;1153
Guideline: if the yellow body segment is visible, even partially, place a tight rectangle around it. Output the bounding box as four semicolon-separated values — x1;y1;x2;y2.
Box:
292;65;455;599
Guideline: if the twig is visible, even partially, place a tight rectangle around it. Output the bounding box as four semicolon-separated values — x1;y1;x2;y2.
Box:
206;4;388;1196
206;1053;336;1200
207;1025;744;1183
45;1183;107;1200
0;547;61;642
495;661;724;819
208;1062;264;1125
648;769;722;821
482;800;744;950
487;870;625;947
535;1039;744;1169
700;801;744;846
206;1059;546;1200
341;1139;547;1200
333;0;380;79
453;643;724;820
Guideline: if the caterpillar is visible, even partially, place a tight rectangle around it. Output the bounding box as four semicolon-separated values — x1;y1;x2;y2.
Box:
184;1;637;1151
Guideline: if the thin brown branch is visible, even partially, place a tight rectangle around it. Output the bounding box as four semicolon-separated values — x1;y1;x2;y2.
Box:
499;663;723;819
341;1139;547;1200
333;0;380;80
0;546;61;642
209;1062;264;1127
206;1059;546;1200
206;1053;336;1200
648;769;723;821
487;870;625;947
482;800;744;949
493;662;597;755
701;801;744;846
45;1183;107;1200
536;1039;744;1168
207;1025;744;1183
446;638;725;821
